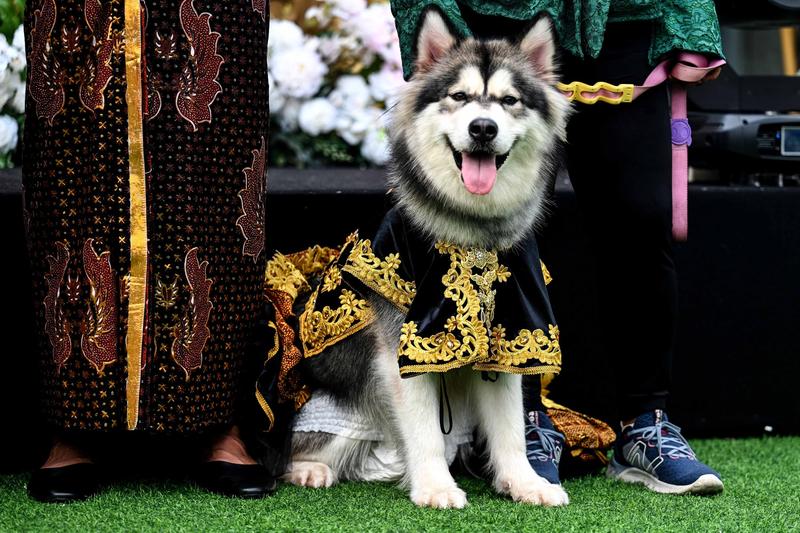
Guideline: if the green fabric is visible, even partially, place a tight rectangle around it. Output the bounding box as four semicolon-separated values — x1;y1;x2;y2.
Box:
390;0;725;79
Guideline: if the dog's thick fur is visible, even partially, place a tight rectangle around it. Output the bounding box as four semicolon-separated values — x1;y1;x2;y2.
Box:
285;10;571;508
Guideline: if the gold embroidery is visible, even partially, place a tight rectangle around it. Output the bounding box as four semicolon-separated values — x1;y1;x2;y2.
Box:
287;243;343;275
300;289;373;358
321;265;343;293
265;252;311;301
342;238;416;311
541;261;552;285
264;245;341;301
398;243;505;367
487;324;561;367
464;247;510;330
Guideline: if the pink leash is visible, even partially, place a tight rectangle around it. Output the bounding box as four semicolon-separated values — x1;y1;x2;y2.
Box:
559;53;726;241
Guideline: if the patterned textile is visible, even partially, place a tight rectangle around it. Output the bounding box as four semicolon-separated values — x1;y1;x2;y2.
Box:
389;0;725;79
23;0;268;432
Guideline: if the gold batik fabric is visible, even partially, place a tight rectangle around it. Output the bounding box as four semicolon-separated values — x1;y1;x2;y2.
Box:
262;245;341;413
23;0;268;432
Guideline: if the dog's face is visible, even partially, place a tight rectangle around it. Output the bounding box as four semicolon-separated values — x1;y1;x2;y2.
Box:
390;10;570;246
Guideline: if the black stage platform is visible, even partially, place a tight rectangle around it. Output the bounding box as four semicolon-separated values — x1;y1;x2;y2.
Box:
2;168;799;468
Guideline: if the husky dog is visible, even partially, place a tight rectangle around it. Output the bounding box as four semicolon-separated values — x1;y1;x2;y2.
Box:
284;10;571;508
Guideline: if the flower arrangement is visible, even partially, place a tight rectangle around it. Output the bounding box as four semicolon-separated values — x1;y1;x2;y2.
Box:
0;0;25;169
0;0;405;168
268;0;405;167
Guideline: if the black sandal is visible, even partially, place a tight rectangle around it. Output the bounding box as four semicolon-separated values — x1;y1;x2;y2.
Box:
193;461;277;499
27;463;102;503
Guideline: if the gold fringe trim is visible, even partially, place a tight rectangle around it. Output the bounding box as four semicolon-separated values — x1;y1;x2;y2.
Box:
124;0;147;430
266;321;280;361
471;364;561;375
255;387;275;431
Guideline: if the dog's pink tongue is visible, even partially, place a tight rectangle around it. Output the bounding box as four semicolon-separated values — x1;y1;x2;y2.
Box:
461;152;497;195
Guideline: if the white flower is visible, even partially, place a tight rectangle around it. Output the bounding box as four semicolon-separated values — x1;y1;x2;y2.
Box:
336;106;380;146
278;98;302;132
317;35;344;63
12;25;25;53
330;0;367;18
298;97;338;136
268;73;286;114
267;19;304;55
328;75;371;110
361;126;390;166
350;4;395;54
0;33;24;73
378;38;403;70
0;54;9;87
0;72;14;110
368;65;405;103
9;77;25;114
0;115;19;154
270;46;327;99
304;6;331;27
6;49;24;74
0;39;10;73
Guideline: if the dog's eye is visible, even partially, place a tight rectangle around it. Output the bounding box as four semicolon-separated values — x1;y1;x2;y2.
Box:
449;92;467;102
502;96;519;106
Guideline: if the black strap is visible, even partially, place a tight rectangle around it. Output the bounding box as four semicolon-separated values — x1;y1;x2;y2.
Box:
438;374;452;435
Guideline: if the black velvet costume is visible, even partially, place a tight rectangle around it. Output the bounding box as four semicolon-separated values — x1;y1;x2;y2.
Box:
295;207;562;378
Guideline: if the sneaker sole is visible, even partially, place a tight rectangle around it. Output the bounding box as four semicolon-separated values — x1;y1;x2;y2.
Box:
606;461;724;495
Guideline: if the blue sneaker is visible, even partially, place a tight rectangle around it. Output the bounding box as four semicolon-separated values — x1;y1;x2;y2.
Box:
525;411;564;485
607;410;723;495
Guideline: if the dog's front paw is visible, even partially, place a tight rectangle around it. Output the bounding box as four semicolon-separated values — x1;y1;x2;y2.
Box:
410;485;468;509
284;461;336;488
502;478;569;507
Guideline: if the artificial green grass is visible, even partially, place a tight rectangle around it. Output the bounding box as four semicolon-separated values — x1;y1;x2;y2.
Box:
1;437;799;532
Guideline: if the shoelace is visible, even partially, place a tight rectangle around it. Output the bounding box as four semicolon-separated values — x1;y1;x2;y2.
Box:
628;420;696;460
525;422;563;464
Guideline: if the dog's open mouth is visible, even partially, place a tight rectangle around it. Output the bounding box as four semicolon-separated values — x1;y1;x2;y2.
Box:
452;148;508;195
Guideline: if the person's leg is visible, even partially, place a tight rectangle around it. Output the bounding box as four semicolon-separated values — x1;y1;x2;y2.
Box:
41;438;92;469
562;23;674;422
208;426;257;465
563;22;722;495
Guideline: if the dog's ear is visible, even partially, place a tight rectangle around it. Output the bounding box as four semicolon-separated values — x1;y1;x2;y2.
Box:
519;17;556;81
415;9;456;73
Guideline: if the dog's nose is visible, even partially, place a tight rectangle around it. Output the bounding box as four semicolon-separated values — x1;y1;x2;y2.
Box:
468;118;498;143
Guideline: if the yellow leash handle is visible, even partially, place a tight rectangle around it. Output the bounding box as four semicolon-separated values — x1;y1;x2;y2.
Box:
556;81;635;105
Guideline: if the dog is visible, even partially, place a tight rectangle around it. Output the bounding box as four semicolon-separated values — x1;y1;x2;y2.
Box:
283;9;572;509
